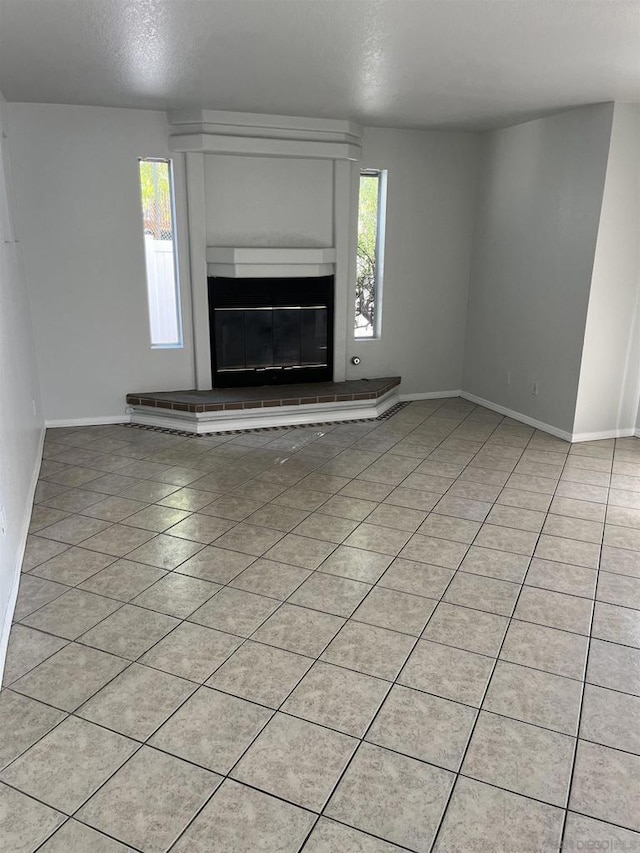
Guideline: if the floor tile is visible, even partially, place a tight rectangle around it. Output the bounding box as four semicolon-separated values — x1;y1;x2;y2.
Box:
140;621;242;682
344;523;411;557
326;742;454;852
485;503;546;532
212;523;284;557
500;620;589;680
446;571;520;617
600;544;640;577
231;712;357;811
77;663;196;740
432;776;563;853
79;559;166;601
189;586;279;636
514;586;593;634
245;503;311;531
352;586;436;635
417;513;480;543
125;533;204;569
171;779;315;853
303;818;404;852
124;504;191;533
80;524;156;557
207;640;313;707
0;783;65;853
282;660;388;736
318;545;393;583
483;660;582;735
0;690;65;771
525;557;597;598
230;558;310;599
20;587;122;640
149;686;271;773
543;514;603;544
580;683;640;754
1;625;67;685
399;533;467;568
321;620;415;680
80;604;179;659
459;545;530;582
263;532;337;568
30;546;116;585
597;571;640;610
591;601;640;648
399;639;493;706
366;684;476;771
38;820;137;852
0;716;136;813
132;572;219;617
77;746;221;853
384;486;440;511
423;602;508;657
534;534;600;569
587;639;640;696
570;740;640;832
320;494;378;521
288;572;371;617
562;812;640;852
462;710;574;806
13;574;69;620
378;557;453;598
175;544;254;583
37;514;112;545
293;513;360;544
474;523;538;556
10;642;128;711
252;603;345;656
433;495;492;521
21;535;70;571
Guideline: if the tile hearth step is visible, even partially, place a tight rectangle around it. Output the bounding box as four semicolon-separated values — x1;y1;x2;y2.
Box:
126;378;402;434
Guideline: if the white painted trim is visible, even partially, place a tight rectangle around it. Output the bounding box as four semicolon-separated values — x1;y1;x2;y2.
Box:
459;391;573;442
45;415;129;428
572;428;636;442
169;133;360;161
185;152;211;391
399;390;461;402
130;391;400;434
0;427;45;684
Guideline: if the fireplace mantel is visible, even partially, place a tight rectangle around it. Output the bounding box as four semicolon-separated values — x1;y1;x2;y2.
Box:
206;246;336;278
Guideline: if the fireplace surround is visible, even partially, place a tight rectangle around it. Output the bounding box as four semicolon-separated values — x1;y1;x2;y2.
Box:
208;275;334;387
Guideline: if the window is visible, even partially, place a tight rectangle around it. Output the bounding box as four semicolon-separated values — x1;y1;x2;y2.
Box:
138;158;183;348
355;168;387;338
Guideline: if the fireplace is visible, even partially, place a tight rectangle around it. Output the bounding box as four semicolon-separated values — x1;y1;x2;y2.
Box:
208;275;334;387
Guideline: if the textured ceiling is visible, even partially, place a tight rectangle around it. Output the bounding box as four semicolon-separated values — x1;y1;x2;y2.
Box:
0;0;639;130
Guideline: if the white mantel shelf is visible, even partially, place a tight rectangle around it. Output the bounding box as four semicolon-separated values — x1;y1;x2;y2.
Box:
169;109;362;161
206;246;337;278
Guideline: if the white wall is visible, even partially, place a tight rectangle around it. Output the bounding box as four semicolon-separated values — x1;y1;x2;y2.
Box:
462;104;614;434
0;96;43;677
205;154;334;248
347;127;481;395
7;103;195;423
573;104;640;437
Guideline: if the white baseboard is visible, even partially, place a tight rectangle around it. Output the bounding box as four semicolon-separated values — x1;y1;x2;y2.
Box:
572;428;636;442
45;415;130;428
0;426;45;686
399;390;461;402
459;391;573;442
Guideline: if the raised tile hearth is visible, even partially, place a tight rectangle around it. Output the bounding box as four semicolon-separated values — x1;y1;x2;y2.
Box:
126;378;402;434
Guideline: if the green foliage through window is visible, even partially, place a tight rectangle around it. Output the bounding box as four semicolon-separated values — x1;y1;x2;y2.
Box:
356;170;385;337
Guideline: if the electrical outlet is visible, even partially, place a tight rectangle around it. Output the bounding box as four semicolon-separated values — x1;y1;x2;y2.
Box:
506;371;511;387
531;381;539;396
31;399;37;417
0;507;6;538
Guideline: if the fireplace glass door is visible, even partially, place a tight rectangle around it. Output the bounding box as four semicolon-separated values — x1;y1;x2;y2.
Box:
208;276;333;387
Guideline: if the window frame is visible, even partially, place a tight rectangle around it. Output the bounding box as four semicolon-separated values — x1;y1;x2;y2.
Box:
354;167;387;341
138;156;184;350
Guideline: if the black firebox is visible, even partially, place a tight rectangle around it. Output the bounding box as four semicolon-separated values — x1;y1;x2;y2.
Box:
208;275;334;387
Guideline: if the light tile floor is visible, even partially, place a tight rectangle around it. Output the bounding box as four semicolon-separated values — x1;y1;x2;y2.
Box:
1;398;640;852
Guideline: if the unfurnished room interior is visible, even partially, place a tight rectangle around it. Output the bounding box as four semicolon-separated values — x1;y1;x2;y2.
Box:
1;0;640;850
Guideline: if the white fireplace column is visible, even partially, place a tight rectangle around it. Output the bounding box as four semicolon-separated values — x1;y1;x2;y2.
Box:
168;110;362;390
